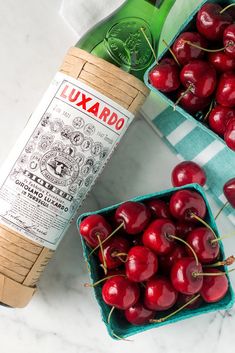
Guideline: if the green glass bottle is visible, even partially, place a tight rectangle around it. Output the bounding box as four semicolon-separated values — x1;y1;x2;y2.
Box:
77;0;176;81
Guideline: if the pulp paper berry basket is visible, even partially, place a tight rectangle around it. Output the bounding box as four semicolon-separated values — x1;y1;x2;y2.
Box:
77;184;235;340
144;0;235;149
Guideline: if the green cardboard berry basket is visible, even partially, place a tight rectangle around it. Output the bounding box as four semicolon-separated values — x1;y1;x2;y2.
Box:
144;0;235;148
77;184;235;340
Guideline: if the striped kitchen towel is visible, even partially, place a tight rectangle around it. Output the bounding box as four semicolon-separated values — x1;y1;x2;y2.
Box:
151;107;235;226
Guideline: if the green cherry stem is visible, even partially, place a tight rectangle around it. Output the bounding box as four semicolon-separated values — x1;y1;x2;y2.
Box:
140;27;159;64
183;40;230;52
168;234;199;266
84;274;126;288
193;268;235;278
203;256;235;268
215;201;229;220
190;213;217;239
162;39;181;67
150;294;201;323
173;83;194;110
88;222;125;258
220;3;235;14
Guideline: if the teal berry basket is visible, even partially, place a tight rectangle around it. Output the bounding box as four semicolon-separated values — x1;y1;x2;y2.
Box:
144;0;235;149
77;184;235;340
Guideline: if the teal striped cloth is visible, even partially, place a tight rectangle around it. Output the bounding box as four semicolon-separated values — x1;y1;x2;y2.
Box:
152;108;235;226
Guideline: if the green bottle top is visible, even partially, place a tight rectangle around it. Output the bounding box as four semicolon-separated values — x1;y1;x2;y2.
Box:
76;0;176;81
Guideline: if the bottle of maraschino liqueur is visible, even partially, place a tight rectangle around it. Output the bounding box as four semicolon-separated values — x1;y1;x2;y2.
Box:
0;0;175;308
77;0;176;80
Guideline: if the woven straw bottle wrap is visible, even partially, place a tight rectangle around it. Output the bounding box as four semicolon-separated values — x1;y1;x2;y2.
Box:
0;47;149;308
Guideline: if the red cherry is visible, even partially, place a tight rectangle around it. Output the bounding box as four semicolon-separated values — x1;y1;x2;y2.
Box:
149;58;180;93
115;201;151;235
200;268;228;303
146;199;171;219
171;258;203;295
124;302;155;325
224;119;235;151
125;246;158;282
177;293;203;309
186;227;219;264
79;215;111;248
216;72;235;108
169;190;207;222
196;3;232;41
224;24;235;58
102;276;140;310
208;52;235;73
142;219;176;255
159;245;186;273
224;178;235;208
176;88;211;114
172;161;207;187
176;221;196;239
180;60;217;98
208;105;235;136
144;277;178;311
172;32;207;66
98;236;130;270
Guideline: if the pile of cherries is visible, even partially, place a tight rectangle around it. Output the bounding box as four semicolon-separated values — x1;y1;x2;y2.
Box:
149;2;235;151
79;182;233;327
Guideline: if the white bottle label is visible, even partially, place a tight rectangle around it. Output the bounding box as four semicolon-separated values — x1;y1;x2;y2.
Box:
0;72;134;250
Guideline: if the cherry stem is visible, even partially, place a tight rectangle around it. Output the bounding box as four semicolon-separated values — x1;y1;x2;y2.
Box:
203;100;214;122
193;268;235;278
204;255;235;268
162;39;181;67
97;235;107;275
111;331;132;341
183;40;230;52
215;201;229;220
150;294;201;323
88;222;124;258
168;234;199;266
190;213;217;239
210;232;235;244
112;252;128;263
84;274;126;288
108;306;115;324
140;27;159;64
220;3;235;14
173;84;194;111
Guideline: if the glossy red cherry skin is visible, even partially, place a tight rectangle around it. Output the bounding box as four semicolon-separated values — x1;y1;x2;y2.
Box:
216;72;235;108
208;52;235;73
224;178;235;208
186;227;219;264
176;221;196;239
144;277;178;311
172;32;207;66
180;60;217;98
224;119;235;151
124;302;155;325
196;3;232;41
149;58;180;93
200;268;228;303
159;245;186;273
115;201;151;235
146;199;171;219
224;24;235;58
170;190;207;222
102;276;140;310
79;214;111;248
142;219;176;255
176;88;210;114
172;161;206;187
171;258;203;295
125;246;158;282
98;236;130;270
208;106;235;136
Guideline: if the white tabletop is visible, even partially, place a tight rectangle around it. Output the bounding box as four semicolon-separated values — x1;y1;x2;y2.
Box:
0;1;235;352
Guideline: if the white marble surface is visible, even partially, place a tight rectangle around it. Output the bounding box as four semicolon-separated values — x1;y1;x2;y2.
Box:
0;1;235;352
